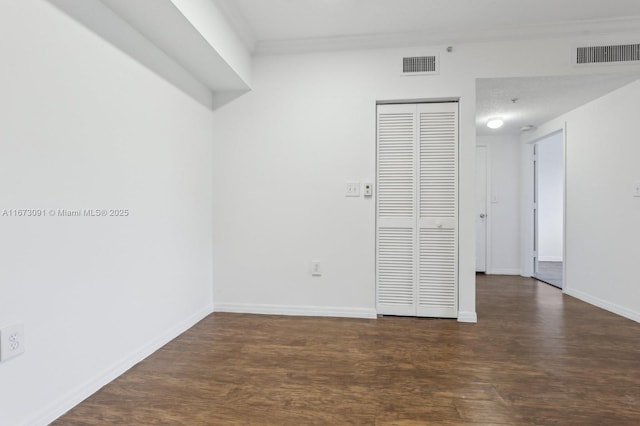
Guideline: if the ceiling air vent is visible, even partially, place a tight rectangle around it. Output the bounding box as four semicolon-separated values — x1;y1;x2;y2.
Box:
402;55;439;75
576;43;640;65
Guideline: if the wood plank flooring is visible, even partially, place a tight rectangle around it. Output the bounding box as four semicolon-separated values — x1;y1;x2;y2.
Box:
54;275;640;425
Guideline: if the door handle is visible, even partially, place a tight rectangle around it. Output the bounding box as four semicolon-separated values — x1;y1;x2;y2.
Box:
479;214;486;219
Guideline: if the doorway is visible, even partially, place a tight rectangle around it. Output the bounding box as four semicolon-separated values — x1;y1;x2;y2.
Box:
533;131;564;288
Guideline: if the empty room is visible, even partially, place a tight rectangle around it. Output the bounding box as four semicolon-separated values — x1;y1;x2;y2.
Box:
1;1;639;425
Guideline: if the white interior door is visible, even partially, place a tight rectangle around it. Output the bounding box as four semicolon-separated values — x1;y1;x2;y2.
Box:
376;104;417;316
475;146;487;272
376;102;458;318
416;103;458;318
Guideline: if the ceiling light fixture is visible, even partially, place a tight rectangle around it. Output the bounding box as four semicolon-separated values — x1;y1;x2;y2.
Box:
486;118;504;129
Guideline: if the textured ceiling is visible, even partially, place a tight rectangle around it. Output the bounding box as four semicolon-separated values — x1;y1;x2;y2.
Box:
476;74;640;135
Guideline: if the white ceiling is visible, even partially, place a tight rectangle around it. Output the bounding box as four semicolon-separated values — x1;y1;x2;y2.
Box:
476;73;640;135
215;0;640;53
212;0;640;132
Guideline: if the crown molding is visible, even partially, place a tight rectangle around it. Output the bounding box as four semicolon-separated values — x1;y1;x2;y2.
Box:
254;16;640;56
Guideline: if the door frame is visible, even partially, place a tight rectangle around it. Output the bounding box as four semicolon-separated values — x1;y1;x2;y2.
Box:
523;125;567;291
475;144;490;273
375;100;460;318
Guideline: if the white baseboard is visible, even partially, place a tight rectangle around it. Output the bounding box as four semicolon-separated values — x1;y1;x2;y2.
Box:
564;287;639;323
215;303;378;319
538;256;563;262
28;304;214;426
486;268;521;276
457;311;478;323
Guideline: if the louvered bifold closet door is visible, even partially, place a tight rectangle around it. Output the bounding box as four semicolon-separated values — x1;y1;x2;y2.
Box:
376;104;417;316
416;103;458;318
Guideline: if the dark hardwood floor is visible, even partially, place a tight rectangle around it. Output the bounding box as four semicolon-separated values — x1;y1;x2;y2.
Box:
54;275;640;425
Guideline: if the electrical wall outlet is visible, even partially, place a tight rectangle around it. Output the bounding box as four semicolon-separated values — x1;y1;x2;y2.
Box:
1;324;25;362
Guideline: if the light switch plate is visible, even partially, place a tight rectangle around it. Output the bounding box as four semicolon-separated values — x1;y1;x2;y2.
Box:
345;182;360;197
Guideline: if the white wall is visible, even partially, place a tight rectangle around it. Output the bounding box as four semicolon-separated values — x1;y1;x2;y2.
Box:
49;0;215;108
0;2;214;425
477;135;520;274
211;33;640;324
536;132;564;261
523;79;640;322
2;4;636;423
211;47;478;320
